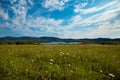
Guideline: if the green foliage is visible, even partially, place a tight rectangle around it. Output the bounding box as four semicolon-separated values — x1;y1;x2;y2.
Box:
0;45;120;80
0;41;39;45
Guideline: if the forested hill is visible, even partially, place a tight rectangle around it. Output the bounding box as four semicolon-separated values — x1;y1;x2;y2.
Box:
0;36;120;45
0;36;120;42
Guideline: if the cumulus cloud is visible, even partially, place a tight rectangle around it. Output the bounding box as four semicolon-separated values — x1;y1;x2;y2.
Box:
9;15;64;37
11;0;27;19
85;20;120;38
59;19;120;39
10;0;17;4
28;0;34;6
8;0;33;28
0;0;65;37
26;16;63;28
0;0;120;38
0;8;9;20
42;0;69;11
24;17;64;37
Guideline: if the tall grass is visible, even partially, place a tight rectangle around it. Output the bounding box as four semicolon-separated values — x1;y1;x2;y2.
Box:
0;45;120;80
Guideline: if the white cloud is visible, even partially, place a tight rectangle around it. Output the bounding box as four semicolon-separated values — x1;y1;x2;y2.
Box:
10;0;17;4
62;0;120;38
10;14;64;36
0;0;65;37
69;15;82;23
74;2;88;13
11;0;34;26
42;0;69;11
22;17;64;37
85;20;120;38
11;0;27;19
26;16;63;27
70;0;120;28
58;30;83;39
0;0;120;38
0;0;31;30
0;8;9;20
58;19;120;38
28;0;34;5
74;0;119;14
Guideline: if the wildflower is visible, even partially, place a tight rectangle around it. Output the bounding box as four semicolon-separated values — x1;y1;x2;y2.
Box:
25;68;29;72
49;62;53;65
59;53;62;56
55;64;59;68
108;73;115;78
60;51;64;55
100;69;103;73
31;59;34;63
70;70;73;73
75;67;78;70
45;71;48;73
68;64;71;67
66;53;70;56
15;69;18;71
50;59;54;62
49;59;54;65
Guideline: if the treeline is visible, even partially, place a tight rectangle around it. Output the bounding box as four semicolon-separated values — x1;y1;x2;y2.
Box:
98;41;120;45
0;40;46;45
0;41;35;45
0;37;120;45
0;41;120;45
80;41;120;45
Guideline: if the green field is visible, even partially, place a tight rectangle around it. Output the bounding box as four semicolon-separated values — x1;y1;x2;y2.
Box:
0;45;120;80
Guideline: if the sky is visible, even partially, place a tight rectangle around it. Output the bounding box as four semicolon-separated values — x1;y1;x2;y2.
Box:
0;0;120;39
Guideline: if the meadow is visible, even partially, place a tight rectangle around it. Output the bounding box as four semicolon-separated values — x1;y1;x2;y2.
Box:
0;45;120;80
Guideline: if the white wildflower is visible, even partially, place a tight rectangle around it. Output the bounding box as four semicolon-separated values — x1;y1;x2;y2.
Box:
70;70;73;72
108;73;115;78
66;53;70;56
60;51;64;55
75;67;78;70
55;64;59;68
15;69;18;71
45;71;48;73
49;62;53;65
100;69;103;73
31;59;34;62
59;53;62;56
25;68;29;72
68;64;71;67
50;59;54;62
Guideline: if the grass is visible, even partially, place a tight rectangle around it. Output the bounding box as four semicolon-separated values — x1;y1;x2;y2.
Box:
0;45;120;80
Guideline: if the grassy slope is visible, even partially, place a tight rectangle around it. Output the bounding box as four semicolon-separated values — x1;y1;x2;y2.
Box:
0;45;120;80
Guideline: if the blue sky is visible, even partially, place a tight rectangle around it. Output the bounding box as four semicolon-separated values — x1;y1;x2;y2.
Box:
0;0;120;38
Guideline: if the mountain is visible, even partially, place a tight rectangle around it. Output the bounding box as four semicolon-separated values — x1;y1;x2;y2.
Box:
80;38;120;42
0;36;120;42
0;36;59;42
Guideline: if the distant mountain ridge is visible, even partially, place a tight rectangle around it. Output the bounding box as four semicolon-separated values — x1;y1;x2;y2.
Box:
0;36;120;42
